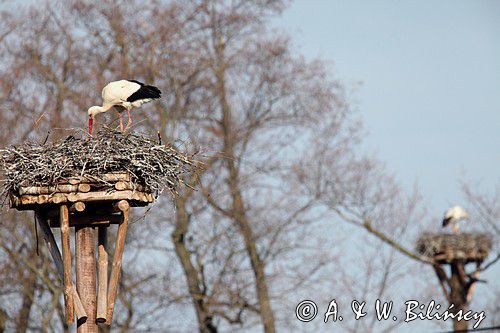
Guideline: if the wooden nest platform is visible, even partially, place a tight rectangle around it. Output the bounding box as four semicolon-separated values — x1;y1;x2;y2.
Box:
416;232;492;264
10;171;154;231
10;172;154;213
0;128;198;332
3;173;156;330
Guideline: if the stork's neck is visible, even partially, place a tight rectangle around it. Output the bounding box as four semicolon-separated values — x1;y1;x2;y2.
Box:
89;104;113;117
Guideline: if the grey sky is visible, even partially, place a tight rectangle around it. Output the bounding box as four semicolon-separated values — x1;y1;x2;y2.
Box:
277;0;500;215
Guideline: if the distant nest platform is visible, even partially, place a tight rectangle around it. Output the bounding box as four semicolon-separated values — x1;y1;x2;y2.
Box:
417;232;492;264
0;128;198;209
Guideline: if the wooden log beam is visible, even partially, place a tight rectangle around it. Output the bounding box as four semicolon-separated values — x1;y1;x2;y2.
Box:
48;214;123;228
67;190;154;203
76;226;98;333
19;183;92;195
19;172;132;188
12;190;153;206
114;181;127;191
70;215;122;226
78;183;91;193
67;172;132;185
70;202;86;213
106;201;130;324
116;200;130;212
19;185;79;195
36;212;87;322
68;173;132;185
12;191;154;210
59;205;74;324
96;227;108;323
114;181;147;192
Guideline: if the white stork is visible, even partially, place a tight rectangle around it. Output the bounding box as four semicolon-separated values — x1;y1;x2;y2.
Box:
87;79;161;134
442;205;469;233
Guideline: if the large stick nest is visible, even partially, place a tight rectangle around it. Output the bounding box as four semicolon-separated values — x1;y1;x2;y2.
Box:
416;232;492;263
0;128;198;202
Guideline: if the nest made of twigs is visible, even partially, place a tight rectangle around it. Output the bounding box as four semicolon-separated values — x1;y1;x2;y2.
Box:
416;232;492;263
0;128;198;204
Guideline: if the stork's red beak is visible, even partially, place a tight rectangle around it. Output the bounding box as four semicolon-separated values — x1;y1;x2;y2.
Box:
88;117;93;135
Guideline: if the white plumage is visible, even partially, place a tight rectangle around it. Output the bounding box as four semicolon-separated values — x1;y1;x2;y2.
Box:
442;205;469;233
87;79;161;134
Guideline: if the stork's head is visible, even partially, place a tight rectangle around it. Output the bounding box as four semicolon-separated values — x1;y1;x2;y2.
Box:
87;106;102;134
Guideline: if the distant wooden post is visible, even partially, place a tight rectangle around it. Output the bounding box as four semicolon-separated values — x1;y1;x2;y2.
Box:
76;226;97;333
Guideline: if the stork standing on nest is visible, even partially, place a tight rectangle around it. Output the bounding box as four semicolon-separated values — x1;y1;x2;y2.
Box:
87;80;162;134
442;205;469;233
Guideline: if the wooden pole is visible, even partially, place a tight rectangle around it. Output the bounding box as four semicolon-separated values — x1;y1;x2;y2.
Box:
75;226;98;333
433;261;476;332
449;262;469;331
106;200;130;324
60;205;75;324
96;227;108;323
36;212;87;321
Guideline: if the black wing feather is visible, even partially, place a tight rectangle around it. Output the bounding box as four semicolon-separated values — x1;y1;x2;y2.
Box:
126;81;162;102
442;217;453;227
127;79;145;86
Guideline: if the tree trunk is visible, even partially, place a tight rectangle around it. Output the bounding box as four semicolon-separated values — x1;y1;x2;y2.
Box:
213;37;276;333
449;263;468;332
0;307;8;333
172;196;217;333
16;240;39;333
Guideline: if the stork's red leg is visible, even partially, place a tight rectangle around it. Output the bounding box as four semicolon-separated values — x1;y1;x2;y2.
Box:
125;109;132;131
118;112;124;132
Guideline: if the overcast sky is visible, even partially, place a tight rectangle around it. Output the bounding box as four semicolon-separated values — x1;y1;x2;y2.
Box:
277;0;500;216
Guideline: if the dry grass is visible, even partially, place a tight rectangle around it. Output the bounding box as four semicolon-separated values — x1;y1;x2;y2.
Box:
0;128;198;202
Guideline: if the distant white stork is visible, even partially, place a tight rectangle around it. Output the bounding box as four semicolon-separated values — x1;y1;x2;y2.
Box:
87;79;161;134
442;205;469;233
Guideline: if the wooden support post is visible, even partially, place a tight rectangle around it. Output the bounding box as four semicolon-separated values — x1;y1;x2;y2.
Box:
76;226;98;333
96;227;108;323
449;262;469;332
36;212;87;322
59;205;74;324
432;261;479;332
106;200;130;324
